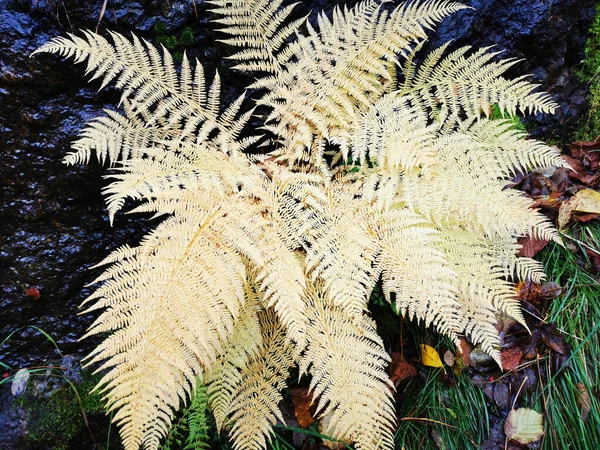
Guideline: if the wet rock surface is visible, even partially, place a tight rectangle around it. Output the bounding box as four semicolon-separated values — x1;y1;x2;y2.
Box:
0;0;597;447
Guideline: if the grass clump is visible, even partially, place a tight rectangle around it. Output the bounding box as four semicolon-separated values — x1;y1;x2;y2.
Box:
394;364;489;449
525;225;600;450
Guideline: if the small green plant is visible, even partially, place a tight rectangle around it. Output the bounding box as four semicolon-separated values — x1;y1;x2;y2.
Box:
160;381;211;450
154;21;194;62
1;327;108;450
19;370;104;450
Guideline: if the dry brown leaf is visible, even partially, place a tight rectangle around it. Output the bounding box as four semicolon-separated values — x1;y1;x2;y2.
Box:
517;236;549;258
500;347;523;371
290;387;316;428
576;382;592;423
558;200;575;229
458;338;473;367
390;354;417;388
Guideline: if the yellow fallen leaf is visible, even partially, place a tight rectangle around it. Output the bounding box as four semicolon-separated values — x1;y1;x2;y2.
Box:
571;188;600;213
558;188;600;229
504;408;544;445
420;344;444;369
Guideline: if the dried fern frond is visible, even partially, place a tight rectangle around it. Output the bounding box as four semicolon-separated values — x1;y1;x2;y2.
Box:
33;32;251;166
300;283;395;450
346;93;438;170
257;0;468;159
399;43;558;129
206;283;264;431
207;0;306;73
65;105;173;166
225;310;295;450
80;213;247;450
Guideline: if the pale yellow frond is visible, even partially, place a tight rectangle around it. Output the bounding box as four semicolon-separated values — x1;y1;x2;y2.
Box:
399;45;558;128
348;93;438;171
256;0;467;160
80;214;247;450
100;140;261;222
206;283;263;431
227;310;295;450
302;185;380;319
458;119;568;177
372;208;461;338
403;169;559;243
65;108;172;166
33;31;250;165
208;0;305;73
300;283;395;450
437;228;532;355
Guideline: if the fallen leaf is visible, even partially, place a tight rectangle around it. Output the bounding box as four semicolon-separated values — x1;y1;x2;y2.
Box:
540;324;569;355
500;347;523;371
420;344;444;369
576;382;592;423
458;338;473;367
570;188;600;213
25;287;40;300
517;236;549;258
540;282;562;299
390;354;417;388
504;408;544;445
522;330;541;360
493;383;510;409
558;200;575;229
443;350;455;367
290;387;316;428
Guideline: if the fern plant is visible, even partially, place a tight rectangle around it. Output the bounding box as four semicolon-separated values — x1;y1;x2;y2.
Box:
32;1;566;449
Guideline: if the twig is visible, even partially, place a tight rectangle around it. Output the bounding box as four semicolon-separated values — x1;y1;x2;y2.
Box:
96;0;108;33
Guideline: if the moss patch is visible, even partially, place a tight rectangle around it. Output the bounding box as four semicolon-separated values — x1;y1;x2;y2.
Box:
154;21;195;62
574;3;600;141
16;370;107;450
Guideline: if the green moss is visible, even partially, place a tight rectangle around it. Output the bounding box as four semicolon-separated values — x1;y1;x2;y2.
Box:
153;22;195;62
574;4;600;141
17;370;105;450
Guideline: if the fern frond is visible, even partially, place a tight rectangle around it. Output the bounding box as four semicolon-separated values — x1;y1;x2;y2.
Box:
300;283;395;450
183;384;211;450
437;228;534;362
302;185;380;319
399;45;558;128
348;93;438;170
100;140;261;222
373;208;461;338
65;107;172;166
32;31;249;165
256;0;467;158
458;119;568;177
207;0;305;73
207;284;263;431
227;310;295;450
80;213;248;450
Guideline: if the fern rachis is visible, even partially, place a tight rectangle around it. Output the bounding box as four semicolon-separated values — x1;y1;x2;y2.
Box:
32;0;567;449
